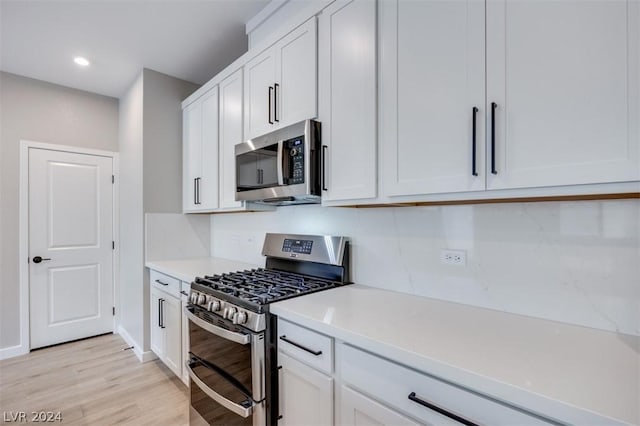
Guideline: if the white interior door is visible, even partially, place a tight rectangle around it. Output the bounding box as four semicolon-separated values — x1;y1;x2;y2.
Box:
29;148;114;349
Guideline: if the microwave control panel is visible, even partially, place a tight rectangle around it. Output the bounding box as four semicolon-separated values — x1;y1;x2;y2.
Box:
285;137;304;185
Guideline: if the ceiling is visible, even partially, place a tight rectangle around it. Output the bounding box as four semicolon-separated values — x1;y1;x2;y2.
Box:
0;0;270;98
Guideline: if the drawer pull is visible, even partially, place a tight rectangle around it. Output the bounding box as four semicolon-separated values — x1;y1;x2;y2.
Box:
279;335;322;356
408;392;479;426
155;279;169;286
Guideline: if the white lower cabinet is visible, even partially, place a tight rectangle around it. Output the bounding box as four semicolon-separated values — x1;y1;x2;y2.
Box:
278;352;333;426
277;318;334;425
149;269;185;381
180;281;190;385
340;385;420;426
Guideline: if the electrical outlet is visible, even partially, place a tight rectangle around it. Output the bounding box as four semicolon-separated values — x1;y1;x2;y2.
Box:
440;249;466;266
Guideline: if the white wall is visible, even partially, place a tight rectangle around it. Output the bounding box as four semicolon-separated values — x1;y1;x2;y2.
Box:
118;72;145;351
0;72;118;351
211;200;640;336
118;69;197;355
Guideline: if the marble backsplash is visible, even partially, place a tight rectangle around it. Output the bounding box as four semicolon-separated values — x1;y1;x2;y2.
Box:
210;200;640;336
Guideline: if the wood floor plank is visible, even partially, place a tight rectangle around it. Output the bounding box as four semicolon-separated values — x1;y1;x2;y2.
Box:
0;334;189;425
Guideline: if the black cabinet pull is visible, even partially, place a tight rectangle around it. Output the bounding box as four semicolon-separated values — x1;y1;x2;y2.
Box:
158;298;162;328
471;107;478;177
274;83;280;122
155;279;169;286
268;86;274;124
193;178;197;205
279;335;322;356
180;290;189;296
32;256;51;263
196;178;201;205
322;145;328;191
491;102;498;175
408;392;479;426
160;299;166;329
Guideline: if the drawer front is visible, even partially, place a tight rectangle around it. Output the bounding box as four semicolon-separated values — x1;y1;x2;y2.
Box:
150;270;180;298
277;318;333;374
341;344;553;426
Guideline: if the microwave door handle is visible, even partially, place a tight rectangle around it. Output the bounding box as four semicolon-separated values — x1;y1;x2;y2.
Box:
186;361;253;418
277;140;284;186
184;306;250;345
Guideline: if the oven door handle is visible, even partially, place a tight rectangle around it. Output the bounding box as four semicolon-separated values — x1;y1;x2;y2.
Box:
186;362;254;418
276;139;284;186
185;306;250;345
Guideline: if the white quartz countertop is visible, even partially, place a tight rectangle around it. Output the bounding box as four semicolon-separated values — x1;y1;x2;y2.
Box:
270;285;640;425
145;257;260;283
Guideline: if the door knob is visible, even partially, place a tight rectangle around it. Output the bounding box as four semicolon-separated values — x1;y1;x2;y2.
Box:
32;256;51;264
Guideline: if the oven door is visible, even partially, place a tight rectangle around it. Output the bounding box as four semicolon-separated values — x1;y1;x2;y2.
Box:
186;305;265;426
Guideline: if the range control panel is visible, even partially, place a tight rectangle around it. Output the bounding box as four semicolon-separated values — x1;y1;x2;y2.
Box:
282;238;313;254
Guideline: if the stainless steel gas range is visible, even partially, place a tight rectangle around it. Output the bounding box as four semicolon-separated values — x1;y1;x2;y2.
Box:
186;233;351;426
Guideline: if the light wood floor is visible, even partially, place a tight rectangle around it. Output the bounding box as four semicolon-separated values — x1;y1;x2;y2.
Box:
0;333;189;425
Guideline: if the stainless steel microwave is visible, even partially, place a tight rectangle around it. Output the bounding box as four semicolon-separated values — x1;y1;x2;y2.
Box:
235;119;321;205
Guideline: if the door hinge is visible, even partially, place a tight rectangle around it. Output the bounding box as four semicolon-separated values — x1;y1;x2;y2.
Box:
112;307;115;316
112;241;115;250
112;175;115;184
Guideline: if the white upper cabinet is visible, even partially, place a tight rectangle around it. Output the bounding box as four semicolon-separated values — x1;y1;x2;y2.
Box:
486;0;639;189
219;69;245;210
380;0;486;197
319;0;377;203
244;18;318;140
183;87;219;212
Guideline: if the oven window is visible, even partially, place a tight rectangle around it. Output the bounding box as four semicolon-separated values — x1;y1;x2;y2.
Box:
236;146;278;191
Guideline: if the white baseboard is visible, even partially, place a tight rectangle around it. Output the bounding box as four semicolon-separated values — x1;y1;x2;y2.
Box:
116;326;157;363
0;344;29;361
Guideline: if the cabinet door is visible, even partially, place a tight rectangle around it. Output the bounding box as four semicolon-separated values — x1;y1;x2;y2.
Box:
319;0;377;203
219;69;244;210
278;352;332;426
162;294;182;378
276;18;318;128
341;386;421;426
150;287;165;359
198;87;219;210
183;101;202;212
245;48;277;139
380;0;486;197
486;0;640;189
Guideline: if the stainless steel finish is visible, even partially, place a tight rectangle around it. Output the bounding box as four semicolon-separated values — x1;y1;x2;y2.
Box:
276;140;284;186
185;307;250;345
235;119;321;205
186;362;254;418
251;333;266;426
190;290;267;332
262;233;348;266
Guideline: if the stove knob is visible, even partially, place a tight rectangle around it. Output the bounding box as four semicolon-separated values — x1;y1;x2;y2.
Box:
197;294;206;305
224;307;237;320
234;311;247;325
208;300;221;312
190;292;198;304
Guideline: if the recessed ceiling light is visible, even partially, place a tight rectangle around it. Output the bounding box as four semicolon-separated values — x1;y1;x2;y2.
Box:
74;57;90;67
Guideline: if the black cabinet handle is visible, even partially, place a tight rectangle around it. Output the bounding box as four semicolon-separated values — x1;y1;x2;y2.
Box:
32;256;51;264
471;107;478;177
268;86;274;124
193;178;197;205
196;177;201;205
158;298;162;328
274;83;280;122
408;392;479;426
159;299;166;329
322;145;328;191
155;279;169;286
180;290;189;296
279;335;322;356
491;102;497;175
